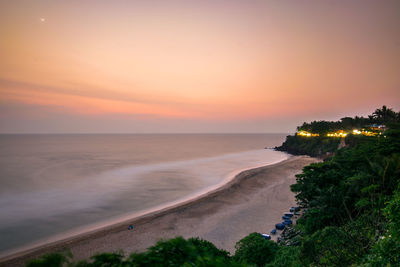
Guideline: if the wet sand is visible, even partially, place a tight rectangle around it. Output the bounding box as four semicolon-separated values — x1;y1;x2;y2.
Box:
0;155;318;266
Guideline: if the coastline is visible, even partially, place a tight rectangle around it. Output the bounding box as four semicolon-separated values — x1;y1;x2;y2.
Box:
0;151;288;260
0;155;318;266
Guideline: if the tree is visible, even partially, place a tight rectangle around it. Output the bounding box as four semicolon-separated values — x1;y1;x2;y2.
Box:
364;187;400;266
233;233;278;266
26;252;71;267
128;237;233;266
265;246;301;267
372;105;397;124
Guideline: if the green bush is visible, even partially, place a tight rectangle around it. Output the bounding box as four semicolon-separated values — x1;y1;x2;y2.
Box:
364;187;400;266
187;237;230;259
74;252;124;267
233;233;278;266
127;237;233;267
26;252;71;267
265;246;301;267
300;226;362;266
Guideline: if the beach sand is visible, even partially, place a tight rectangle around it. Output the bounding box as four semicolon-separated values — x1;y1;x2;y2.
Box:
0;155;318;266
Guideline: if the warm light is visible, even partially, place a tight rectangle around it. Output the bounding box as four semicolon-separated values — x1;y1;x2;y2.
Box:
361;130;378;137
326;130;348;138
300;128;382;138
349;128;381;137
297;131;319;137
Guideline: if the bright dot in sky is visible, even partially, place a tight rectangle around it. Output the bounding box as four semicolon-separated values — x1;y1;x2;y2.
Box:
40;18;46;22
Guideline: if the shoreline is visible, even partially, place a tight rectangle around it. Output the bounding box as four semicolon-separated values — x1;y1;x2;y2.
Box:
0;153;288;259
1;155;318;266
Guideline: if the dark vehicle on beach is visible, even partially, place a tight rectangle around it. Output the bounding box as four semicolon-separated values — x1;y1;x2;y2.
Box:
275;223;285;230
284;213;294;217
270;229;277;235
282;215;291;220
282;220;292;226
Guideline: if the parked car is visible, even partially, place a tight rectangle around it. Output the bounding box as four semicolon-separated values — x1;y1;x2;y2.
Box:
270;229;277;235
282;215;291;220
261;234;271;240
284;213;294;217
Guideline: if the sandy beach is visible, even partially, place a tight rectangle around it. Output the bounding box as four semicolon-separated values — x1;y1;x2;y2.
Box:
0;155;318;266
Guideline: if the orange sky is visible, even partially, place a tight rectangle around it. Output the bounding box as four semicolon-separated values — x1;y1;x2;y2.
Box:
0;0;399;133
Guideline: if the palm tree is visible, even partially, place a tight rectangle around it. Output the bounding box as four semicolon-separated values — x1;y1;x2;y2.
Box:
372;105;396;124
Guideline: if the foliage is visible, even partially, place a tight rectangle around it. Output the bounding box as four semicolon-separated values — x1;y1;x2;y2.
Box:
133;237;204;266
127;237;232;266
187;237;230;259
370;105;398;124
265;246;301;267
33;237;236;267
233;232;278;266
289;120;400;266
364;187;400;266
26;252;71;267
278;106;400;157
299;221;376;266
74;252;125;266
297;120;343;135
296;106;400;135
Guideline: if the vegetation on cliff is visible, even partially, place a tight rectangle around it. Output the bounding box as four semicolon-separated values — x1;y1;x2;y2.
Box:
290;124;400;266
275;106;400;157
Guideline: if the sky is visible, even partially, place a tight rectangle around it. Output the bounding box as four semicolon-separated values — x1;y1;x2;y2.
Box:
0;0;399;133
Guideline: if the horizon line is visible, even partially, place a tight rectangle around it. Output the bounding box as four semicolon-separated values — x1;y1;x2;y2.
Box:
0;132;292;135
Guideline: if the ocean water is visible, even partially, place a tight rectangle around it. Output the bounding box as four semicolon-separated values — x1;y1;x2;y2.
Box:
0;134;288;256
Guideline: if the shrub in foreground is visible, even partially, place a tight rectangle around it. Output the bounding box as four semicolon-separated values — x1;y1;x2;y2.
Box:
265;246;301;267
233;232;278;267
26;252;71;267
27;237;239;267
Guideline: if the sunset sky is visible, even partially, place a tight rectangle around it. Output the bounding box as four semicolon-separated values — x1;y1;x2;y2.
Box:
0;0;399;133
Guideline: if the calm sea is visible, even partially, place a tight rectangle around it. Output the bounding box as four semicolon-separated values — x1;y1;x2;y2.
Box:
0;134;288;256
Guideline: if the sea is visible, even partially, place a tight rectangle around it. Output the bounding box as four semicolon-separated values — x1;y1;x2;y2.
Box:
0;133;288;256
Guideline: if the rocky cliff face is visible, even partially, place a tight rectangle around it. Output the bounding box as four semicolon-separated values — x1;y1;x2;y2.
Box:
274;135;340;158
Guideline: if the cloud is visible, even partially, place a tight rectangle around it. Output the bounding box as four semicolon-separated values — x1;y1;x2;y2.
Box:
0;78;199;118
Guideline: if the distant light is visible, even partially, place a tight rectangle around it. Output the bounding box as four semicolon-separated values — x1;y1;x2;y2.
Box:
297;130;319;137
40;18;46;22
